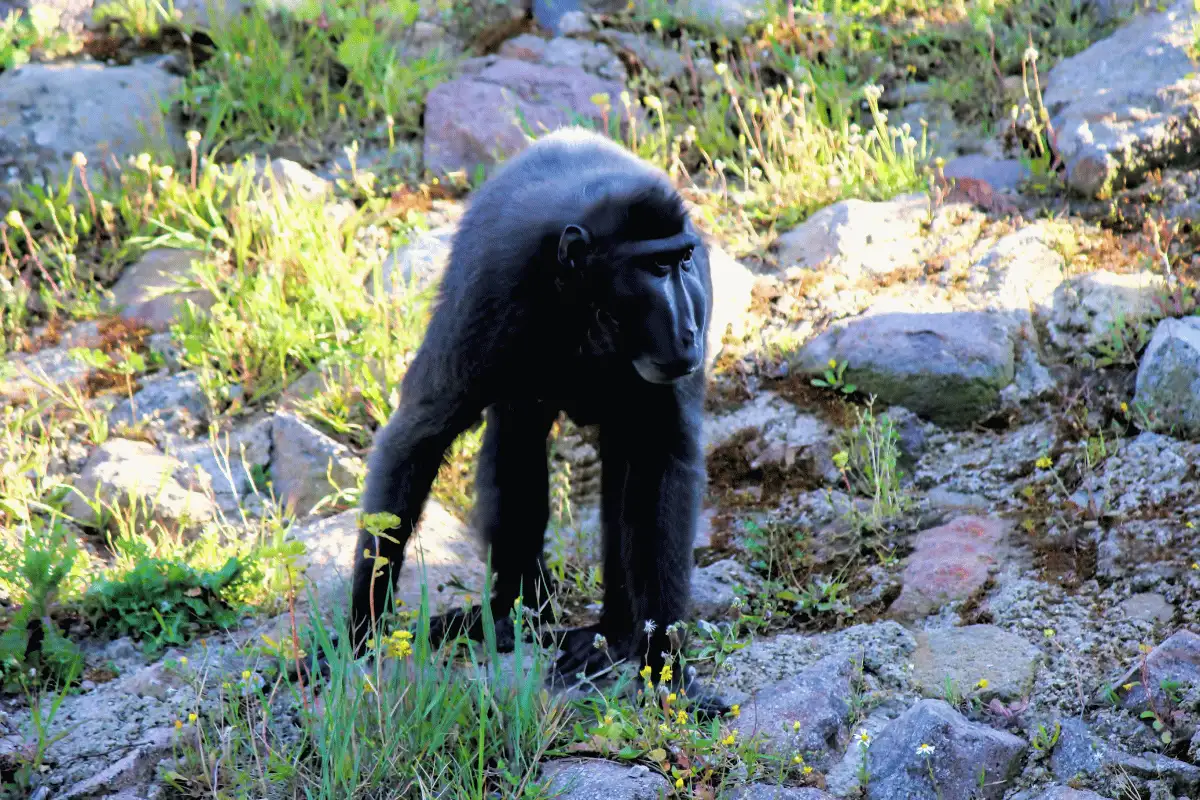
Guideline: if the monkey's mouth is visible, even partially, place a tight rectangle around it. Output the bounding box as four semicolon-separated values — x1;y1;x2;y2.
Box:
634;357;701;384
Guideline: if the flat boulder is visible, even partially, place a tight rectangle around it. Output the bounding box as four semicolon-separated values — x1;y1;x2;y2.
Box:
0;59;183;201
1044;0;1200;198
889;516;1010;620
791;307;1018;428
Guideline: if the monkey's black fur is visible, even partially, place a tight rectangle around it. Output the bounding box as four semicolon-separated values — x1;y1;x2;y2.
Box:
350;127;720;708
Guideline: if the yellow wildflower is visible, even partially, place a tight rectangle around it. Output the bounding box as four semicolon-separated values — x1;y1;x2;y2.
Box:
174;719;183;730
729;703;741;718
676;710;688;725
976;678;990;690
660;664;673;684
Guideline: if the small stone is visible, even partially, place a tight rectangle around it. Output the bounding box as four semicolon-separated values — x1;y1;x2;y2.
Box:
731;655;854;767
375;224;456;298
65;438;217;536
108;371;210;437
889;516;1010;620
704;392;836;482
910;625;1042;703
105;249;216;333
269;410;364;517
539;757;671;799
942;155;1031;193
691;559;756;619
1118;592;1174;625
926;488;991;513
865;699;1027;800
1027;788;1109;800
728;786;836;800
1133;317;1200;438
1045;270;1167;358
1109;629;1200;714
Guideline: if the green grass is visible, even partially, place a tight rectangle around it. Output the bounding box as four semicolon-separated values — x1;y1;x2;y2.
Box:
175;0;452;158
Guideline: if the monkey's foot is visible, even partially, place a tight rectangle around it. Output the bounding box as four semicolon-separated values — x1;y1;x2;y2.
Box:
426;607;518;651
679;666;733;720
551;624;628;685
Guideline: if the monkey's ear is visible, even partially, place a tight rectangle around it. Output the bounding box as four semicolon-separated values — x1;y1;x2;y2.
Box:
558;224;592;269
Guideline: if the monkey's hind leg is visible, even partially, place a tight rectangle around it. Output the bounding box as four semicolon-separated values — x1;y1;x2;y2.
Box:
426;401;559;651
350;383;482;656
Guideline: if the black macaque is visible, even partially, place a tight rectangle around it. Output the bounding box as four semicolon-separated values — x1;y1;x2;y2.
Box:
349;126;726;713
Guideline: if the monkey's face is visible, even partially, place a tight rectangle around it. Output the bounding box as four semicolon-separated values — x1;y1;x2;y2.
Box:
610;240;708;385
559;224;708;384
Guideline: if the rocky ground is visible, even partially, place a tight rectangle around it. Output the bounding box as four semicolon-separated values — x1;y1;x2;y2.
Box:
2;0;1200;798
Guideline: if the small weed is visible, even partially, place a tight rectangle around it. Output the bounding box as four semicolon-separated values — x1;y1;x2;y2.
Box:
1031;720;1062;753
834;398;909;526
81;537;258;656
811;357;857;395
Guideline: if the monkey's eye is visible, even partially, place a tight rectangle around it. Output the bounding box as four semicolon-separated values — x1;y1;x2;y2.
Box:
649;260;673;277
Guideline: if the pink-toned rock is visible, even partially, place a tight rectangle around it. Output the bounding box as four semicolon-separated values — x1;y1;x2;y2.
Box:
106;248;216;332
888;516;1009;619
422;58;632;178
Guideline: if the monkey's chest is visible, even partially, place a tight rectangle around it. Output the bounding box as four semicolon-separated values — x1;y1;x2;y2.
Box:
545;355;623;426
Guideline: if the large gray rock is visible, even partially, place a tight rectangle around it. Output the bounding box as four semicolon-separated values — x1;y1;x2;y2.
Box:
707;244;757;366
771;193;931;284
791;308;1018;428
65;438;217;535
910;625;1042;704
1132;316;1200;437
422;58;629;178
269;410;364;517
647;0;769;34
865;699;1027;800
539;758;670;799
290;503;485;614
731;655;854;767
105;249;216;333
1043;0;1200;198
0;60;184;201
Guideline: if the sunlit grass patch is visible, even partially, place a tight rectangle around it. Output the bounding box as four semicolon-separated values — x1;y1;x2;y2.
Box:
175;0;452;158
